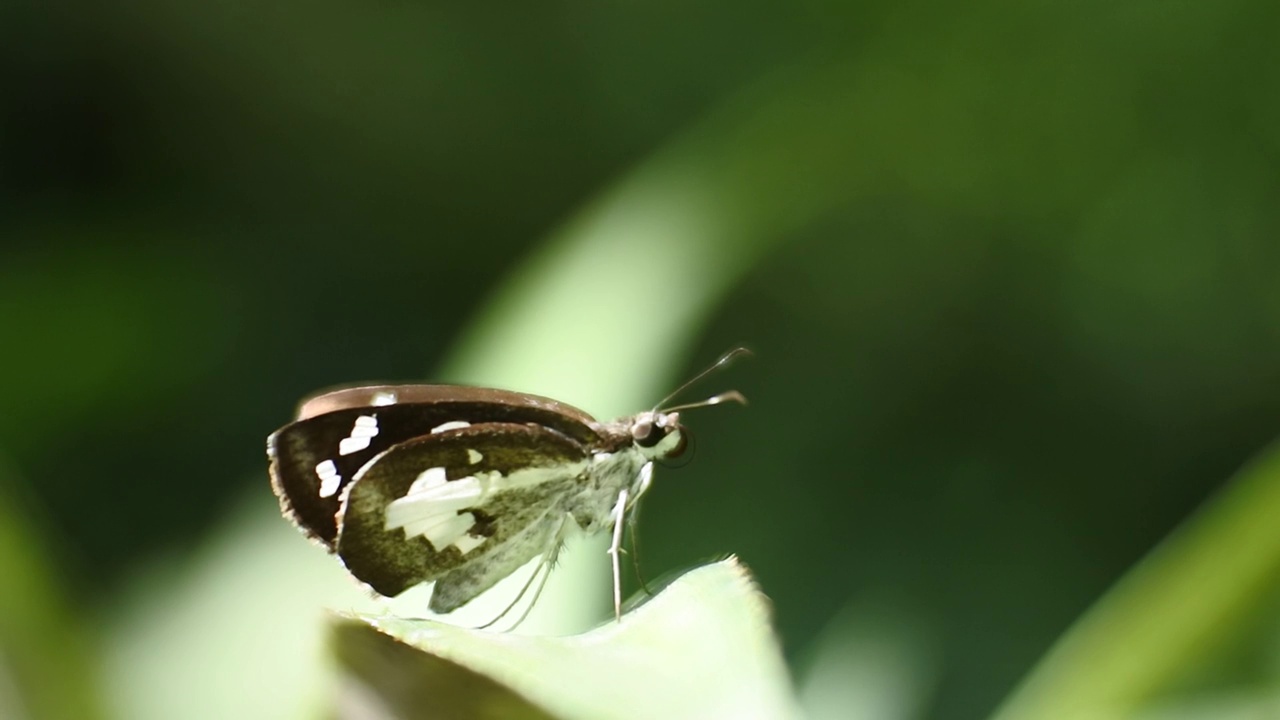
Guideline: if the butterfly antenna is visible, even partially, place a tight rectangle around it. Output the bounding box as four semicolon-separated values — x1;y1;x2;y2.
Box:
653;347;753;412
661;390;748;414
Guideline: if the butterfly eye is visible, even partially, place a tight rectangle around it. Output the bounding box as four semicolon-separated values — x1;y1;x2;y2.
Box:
632;420;666;448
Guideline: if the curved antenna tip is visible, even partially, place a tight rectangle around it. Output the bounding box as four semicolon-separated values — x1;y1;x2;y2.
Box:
662;390;748;414
653;347;754;412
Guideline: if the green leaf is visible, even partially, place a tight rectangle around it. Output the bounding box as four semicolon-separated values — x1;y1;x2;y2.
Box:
329;624;557;720
989;441;1280;720
331;558;801;720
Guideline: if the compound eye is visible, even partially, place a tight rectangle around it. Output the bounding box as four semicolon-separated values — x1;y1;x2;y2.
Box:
632;420;667;448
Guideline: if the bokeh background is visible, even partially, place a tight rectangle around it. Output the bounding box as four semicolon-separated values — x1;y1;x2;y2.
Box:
4;1;1280;719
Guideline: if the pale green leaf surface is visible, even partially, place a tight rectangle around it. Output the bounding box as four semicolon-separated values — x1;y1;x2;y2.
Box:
334;558;801;720
329;621;558;720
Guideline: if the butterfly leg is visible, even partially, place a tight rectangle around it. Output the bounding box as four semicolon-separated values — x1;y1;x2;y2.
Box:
608;487;630;621
498;516;570;631
626;462;655;596
474;558;549;631
475;514;570;631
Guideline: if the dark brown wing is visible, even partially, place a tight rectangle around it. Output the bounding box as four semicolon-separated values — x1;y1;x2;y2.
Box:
293;384;598;424
267;385;601;547
334;422;588;599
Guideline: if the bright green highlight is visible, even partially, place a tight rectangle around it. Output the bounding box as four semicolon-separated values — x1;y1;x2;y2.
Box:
992;443;1280;720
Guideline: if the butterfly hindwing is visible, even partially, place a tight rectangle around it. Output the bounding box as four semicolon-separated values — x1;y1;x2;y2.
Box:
335;422;589;602
429;511;565;613
268;389;600;547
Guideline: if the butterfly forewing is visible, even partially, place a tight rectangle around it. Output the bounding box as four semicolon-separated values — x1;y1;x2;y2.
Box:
335;422;589;605
267;386;600;547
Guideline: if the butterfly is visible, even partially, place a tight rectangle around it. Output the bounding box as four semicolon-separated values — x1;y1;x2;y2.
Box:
267;348;747;625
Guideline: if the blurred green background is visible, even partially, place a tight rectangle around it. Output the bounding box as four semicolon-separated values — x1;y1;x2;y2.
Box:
4;0;1280;718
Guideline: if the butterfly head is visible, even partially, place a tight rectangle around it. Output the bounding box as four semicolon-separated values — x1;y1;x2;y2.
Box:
623;347;753;461
628;410;688;461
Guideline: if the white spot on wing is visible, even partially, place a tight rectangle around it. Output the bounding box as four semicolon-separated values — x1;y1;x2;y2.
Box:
338;437;370;455
453;533;487;554
316;459;342;498
384;460;588;548
386;474;485;542
431;421;471;434
339;414;379;455
400;511;476;550
407;466;448;494
467;448;483;464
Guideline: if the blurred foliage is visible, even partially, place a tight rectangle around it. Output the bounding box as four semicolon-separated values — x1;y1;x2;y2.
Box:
0;466;103;720
992;441;1280;720
3;0;1280;718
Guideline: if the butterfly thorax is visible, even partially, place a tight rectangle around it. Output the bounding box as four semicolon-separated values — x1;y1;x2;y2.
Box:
568;450;648;532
